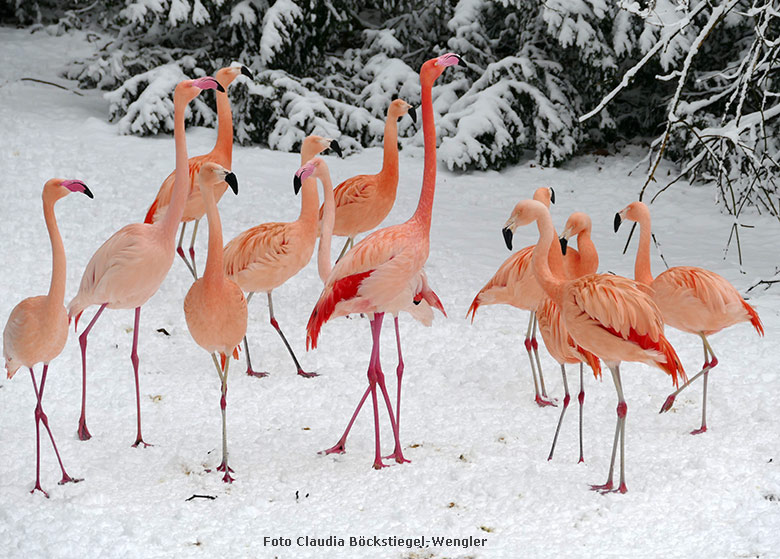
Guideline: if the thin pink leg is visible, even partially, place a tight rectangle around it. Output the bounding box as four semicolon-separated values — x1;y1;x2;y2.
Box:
176;222;197;279
131;307;151;448
77;303;107;441
29;368;47;497
524;313;554;407
320;386;370;455
393;316;404;432
578;363;585;463
368;313;386;469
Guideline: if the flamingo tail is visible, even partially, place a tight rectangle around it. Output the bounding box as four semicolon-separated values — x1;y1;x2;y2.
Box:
742;299;764;336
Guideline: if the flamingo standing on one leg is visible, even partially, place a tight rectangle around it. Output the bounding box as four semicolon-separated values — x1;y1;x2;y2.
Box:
467;186;556;407
3;178;93;496
322;98;416;261
68;76;224;445
504;199;686;493
540;212;601;462
615;201;764;434
223;135;340;378
183;163;245;483
144;65;253;279
306;53;465;469
296;157;445;457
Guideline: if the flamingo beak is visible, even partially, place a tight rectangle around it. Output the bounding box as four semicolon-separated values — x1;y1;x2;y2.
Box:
408;106;417;124
62;179;93;198
614;213;623;233
550;187;555;204
559;236;568;255
502;227;513;250
240;66;254;79
294;174;302;195
225;172;238;195
329;139;343;158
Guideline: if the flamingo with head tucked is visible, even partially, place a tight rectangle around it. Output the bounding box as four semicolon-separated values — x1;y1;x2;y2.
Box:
68;76;224;446
467;186;556;407
306;53;465;469
144;65;253;279
504;199;685;493
3;177;92;496
222;135;340;378
615;201;763;434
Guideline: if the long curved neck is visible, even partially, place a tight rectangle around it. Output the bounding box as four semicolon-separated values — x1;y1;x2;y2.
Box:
201;186;224;288
532;209;565;304
317;172;335;282
379;114;399;181
161;92;191;240
213;90;233;166
577;230;599;276
43;196;66;306
634;215;654;285
411;75;437;232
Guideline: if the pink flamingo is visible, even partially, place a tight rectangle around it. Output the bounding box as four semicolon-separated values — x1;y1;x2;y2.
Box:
222;135;340;378
306;53;465;469
68;76;224;445
541;212;601;462
322;98;416;261
615;201;764;433
504;199;686;493
467;186;556;407
183;162;245;483
3;177;92;496
144;65;253;279
297;157;445;457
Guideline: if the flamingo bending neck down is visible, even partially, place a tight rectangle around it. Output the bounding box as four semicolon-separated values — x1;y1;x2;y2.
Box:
306;53;464;469
144;65;253;279
615;201;763;434
68;76;224;446
3;178;93;496
504;199;686;493
183;163;245;483
323;98;416;261
467;186;557;407
223;135;341;378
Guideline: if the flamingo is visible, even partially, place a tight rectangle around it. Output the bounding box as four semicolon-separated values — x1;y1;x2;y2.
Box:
615;201;764;434
68;76;224;445
306;53;465;469
541;212;601;462
3;177;92;496
144;65;253;279
504;199;686;493
297;157;445;457
322;98;416;261
222;135;341;378
467;186;556;407
183;162;245;483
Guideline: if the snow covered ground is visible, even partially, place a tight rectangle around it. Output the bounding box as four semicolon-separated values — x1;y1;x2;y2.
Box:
1;27;779;559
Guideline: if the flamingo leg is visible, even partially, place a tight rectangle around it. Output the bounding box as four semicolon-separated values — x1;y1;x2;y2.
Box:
77;303;107;441
176;222;196;279
592;364;627;493
267;292;317;378
321;386;370;455
691;335;717;435
578;363;585;463
659;333;719;416
547;364;570;461
377;315;407;464
243;292;269;378
188;218;200;279
211;353;234;483
131;307;151;448
367;313;387;469
30;366;80;488
393;316;404;433
531;313;552;402
29;368;47;497
336;236;353;262
524;313;553;407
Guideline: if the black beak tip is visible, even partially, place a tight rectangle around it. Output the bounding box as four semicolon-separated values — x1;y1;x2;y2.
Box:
225;172;238;194
240;66;254;79
216;82;225;93
456;56;467;67
408;106;417;124
330;140;343;158
614;213;622;233
82;185;94;199
550;187;555;204
559;236;568;255
294;175;302;195
502;227;513;251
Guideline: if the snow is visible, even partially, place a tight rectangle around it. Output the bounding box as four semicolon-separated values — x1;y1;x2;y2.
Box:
2;26;780;559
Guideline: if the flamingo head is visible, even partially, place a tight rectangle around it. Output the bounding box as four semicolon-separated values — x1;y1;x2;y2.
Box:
502;199;548;251
294;157;327;195
614;200;649;232
215;64;254;89
421;52;465;85
559;212;592;255
198;162;238;195
389;98;416;124
175;76;224;103
532;186;555;208
44;178;93;203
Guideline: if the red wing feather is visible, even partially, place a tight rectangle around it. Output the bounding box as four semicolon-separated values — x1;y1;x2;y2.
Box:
600;324;685;386
742;299;764;336
143;198;159;224
306;270;374;349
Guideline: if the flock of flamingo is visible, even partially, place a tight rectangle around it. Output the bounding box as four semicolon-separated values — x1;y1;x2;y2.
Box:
3;52;765;497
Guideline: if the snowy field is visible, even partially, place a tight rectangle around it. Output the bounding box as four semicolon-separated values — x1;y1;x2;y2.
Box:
1;27;779;559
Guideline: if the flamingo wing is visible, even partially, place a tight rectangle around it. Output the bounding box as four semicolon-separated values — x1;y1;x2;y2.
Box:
332;174;378;209
467;246;538;320
223;221;291;276
144;156;208;223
